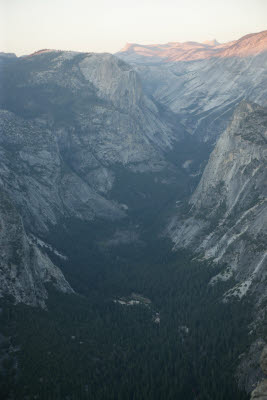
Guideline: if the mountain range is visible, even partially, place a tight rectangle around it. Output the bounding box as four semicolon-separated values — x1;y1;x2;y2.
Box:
0;29;267;399
119;30;267;62
118;30;267;142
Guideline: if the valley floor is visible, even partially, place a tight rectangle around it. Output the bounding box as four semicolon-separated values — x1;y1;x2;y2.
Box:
0;225;253;400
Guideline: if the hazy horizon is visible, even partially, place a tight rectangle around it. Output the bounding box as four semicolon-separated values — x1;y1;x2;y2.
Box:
1;0;267;56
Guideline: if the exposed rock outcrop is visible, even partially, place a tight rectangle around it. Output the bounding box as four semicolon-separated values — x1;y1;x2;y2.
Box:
0;50;181;233
117;30;267;142
168;101;267;302
167;100;267;395
251;346;267;400
260;348;267;376
0;189;73;307
0;50;185;305
237;339;266;394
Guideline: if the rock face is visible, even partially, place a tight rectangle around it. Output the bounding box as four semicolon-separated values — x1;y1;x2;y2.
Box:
117;30;267;142
167;101;267;394
0;44;266;309
251;347;267;400
168;101;267;302
0;189;73;307
0;50;184;305
237;339;267;394
0;36;266;397
0;109;125;233
261;348;267;376
252;380;267;400
0;50;181;234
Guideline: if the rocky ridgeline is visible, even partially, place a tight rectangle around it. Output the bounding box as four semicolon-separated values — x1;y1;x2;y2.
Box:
118;30;267;62
118;30;267;142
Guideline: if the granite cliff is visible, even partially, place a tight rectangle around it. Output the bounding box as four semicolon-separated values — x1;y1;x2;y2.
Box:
0;189;73;307
167;101;267;393
118;30;267;142
168;101;267;304
0;50;186;305
0;50;181;233
0;37;266;397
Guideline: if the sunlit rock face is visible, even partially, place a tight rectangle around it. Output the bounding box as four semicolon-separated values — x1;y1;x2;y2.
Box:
168;101;267;303
117;30;267;142
118;30;267;62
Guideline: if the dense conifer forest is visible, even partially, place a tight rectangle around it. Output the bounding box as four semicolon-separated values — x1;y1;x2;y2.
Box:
0;219;252;399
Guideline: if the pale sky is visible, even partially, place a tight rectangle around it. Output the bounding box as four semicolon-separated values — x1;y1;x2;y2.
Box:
1;0;267;56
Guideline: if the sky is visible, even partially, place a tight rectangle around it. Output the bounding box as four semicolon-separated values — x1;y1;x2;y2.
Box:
1;0;267;56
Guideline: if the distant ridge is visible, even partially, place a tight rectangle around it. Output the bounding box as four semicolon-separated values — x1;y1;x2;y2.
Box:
202;39;220;46
118;30;267;62
25;49;59;58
